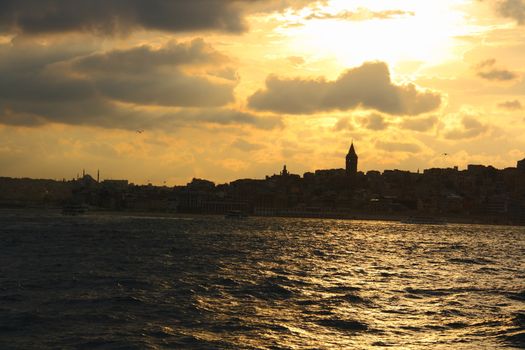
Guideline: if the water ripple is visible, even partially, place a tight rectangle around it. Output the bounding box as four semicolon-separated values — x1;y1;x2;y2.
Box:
0;213;523;349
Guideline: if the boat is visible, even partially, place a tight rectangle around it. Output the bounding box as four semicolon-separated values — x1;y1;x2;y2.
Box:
225;210;247;219
402;216;446;225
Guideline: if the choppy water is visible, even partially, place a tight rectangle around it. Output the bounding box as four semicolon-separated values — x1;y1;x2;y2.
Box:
0;211;524;349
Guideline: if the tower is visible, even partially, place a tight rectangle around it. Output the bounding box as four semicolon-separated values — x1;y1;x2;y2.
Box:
346;141;358;175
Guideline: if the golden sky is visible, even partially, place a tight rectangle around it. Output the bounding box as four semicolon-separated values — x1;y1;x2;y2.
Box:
0;0;524;185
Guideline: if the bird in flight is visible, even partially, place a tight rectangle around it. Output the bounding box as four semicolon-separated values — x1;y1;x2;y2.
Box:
136;130;144;134
443;153;449;156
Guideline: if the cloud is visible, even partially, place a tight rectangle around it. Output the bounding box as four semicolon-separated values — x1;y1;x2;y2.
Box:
363;113;389;130
248;62;441;116
72;41;235;107
166;109;282;130
208;67;239;81
401;115;438;132
305;8;415;21
287;56;305;66
376;141;421;153
498;100;523;110
479;70;517;81
496;0;525;24
0;39;280;130
476;58;496;69
232;139;265;152
241;0;325;13
0;101;282;130
333;117;354;131
0;39;234;107
475;58;518;81
444;116;489;140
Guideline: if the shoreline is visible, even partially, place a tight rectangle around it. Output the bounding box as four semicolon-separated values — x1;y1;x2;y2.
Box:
1;207;523;227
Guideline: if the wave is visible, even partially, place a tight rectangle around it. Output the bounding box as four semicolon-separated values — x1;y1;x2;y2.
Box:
507;290;525;301
444;321;469;329
449;257;494;265
502;332;525;348
404;287;451;297
58;295;146;307
0;311;46;332
315;318;369;332
236;281;294;300
329;292;370;305
512;313;525;329
325;286;361;293
1;213;523;349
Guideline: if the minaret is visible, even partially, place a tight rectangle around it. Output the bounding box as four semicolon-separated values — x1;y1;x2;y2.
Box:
97;169;100;183
346;141;358;175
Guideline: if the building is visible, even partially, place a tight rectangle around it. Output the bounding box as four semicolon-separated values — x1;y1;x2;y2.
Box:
346;142;358;175
518;158;525;171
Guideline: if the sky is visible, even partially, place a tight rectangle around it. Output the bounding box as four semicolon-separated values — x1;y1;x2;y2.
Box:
0;0;524;185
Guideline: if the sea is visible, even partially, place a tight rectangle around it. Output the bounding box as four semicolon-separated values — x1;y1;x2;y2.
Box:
0;210;524;349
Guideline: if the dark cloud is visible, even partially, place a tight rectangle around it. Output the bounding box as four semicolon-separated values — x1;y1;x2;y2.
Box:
376;141;421;153
70;39;235;107
73;39;228;74
305;8;415;21
248;61;441;116
401;116;438;132
444;116;488;140
498;100;522;110
475;58;518;81
476;58;496;69
168;109;282;130
0;108;47;127
0;39;280;130
0;0;247;35
478;69;517;81
208;67;239;81
0;0;321;36
0;41;99;112
0;39;234;111
77;71;234;108
0;99;281;130
496;0;525;24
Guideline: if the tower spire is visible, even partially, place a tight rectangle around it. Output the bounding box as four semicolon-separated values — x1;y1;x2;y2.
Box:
349;141;356;155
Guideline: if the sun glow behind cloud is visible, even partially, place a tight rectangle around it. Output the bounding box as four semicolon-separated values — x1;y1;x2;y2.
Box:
278;0;474;72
